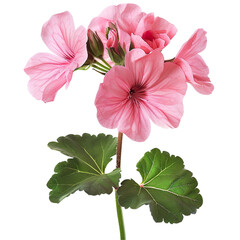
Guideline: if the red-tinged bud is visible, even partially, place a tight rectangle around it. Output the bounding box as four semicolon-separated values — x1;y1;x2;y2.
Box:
106;22;119;39
106;29;119;52
106;23;120;53
87;29;104;58
106;23;125;65
107;44;125;66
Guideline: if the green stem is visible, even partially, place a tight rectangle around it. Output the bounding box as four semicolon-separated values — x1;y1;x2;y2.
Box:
100;57;112;69
94;60;111;71
115;132;125;240
92;64;108;73
93;69;106;75
115;190;126;240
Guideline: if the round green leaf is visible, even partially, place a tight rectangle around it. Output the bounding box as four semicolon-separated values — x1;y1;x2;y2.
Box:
47;133;120;203
117;149;203;223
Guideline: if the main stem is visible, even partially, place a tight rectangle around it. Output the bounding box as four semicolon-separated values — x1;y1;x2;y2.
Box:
115;132;126;240
116;132;123;168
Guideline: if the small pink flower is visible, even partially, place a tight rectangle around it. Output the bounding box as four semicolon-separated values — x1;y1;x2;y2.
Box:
95;49;187;142
131;13;177;54
24;12;88;102
174;29;214;94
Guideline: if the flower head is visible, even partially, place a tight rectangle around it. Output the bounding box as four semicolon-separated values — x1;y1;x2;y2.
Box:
88;4;176;59
95;49;187;142
24;11;88;102
174;29;214;94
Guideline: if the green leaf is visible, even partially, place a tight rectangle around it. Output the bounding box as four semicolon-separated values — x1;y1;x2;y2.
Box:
47;133;120;203
117;149;203;223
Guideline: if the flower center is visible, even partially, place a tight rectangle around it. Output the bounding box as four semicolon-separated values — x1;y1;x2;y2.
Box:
129;85;146;101
142;30;155;41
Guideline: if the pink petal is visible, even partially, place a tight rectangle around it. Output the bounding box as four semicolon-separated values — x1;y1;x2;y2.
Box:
176;29;207;60
95;66;134;129
146;62;187;128
72;25;88;66
135;13;177;39
151;16;177;39
115;4;144;34
41;11;75;59
125;48;164;87
135;13;154;36
118;101;151;142
88;17;110;34
188;55;214;94
24;53;71;102
152;62;187;95
118;28;131;52
42;73;71;102
98;5;117;21
173;58;194;83
131;34;153;54
175;55;214;95
191;76;214;95
99;4;144;34
188;54;209;77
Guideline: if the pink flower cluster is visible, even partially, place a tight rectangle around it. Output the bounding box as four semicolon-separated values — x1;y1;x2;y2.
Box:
24;4;214;142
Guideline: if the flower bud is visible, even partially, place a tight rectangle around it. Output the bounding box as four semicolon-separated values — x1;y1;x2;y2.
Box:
106;28;119;53
107;44;125;65
106;23;125;65
87;29;104;58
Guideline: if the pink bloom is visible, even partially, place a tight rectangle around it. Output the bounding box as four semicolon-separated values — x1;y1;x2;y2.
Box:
89;4;176;57
24;12;88;102
95;49;187;142
174;29;214;94
131;13;177;53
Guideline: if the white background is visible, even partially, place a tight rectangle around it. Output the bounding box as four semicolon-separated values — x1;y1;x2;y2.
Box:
1;0;240;239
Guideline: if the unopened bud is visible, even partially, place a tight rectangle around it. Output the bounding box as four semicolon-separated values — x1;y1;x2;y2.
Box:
87;29;104;58
107;44;125;65
106;28;119;53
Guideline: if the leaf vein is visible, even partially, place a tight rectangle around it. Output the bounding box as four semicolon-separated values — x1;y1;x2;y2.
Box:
81;147;103;174
144;162;177;185
144;186;199;202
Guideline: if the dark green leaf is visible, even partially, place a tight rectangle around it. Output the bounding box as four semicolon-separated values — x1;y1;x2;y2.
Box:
117;149;203;223
47;133;120;203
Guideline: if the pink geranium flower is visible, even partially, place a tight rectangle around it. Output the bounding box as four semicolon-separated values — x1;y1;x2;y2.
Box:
174;29;214;94
95;49;187;142
89;4;176;57
24;12;88;102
